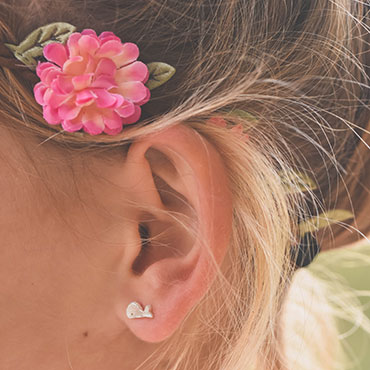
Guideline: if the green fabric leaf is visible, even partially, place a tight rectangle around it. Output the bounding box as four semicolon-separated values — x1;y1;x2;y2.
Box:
228;109;257;121
280;170;318;194
5;22;76;67
299;209;354;236
146;62;176;90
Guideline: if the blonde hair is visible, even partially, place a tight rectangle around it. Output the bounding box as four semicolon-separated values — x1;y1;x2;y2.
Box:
0;0;369;369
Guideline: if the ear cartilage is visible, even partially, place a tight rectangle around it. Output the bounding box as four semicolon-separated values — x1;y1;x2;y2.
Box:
126;301;154;319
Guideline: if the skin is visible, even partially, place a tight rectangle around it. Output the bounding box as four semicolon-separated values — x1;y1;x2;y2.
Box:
0;123;232;370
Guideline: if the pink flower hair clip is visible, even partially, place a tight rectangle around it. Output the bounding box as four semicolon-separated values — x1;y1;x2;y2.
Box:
4;23;176;135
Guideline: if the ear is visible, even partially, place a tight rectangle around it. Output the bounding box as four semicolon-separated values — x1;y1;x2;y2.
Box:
115;124;232;343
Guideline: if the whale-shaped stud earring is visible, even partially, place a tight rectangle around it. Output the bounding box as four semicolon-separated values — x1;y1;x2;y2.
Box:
126;301;154;319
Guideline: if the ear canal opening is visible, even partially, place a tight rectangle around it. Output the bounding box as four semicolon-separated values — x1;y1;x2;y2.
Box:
131;212;194;276
131;222;151;275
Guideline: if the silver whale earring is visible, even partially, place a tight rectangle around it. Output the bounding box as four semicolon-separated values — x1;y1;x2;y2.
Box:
126;301;154;319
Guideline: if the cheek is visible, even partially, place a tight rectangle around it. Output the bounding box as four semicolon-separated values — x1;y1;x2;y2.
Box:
0;167;52;300
0;145;66;305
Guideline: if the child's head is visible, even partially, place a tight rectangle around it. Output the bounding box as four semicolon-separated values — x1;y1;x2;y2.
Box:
0;1;368;369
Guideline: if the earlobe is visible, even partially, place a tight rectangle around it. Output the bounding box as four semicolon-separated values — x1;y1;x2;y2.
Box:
116;124;232;343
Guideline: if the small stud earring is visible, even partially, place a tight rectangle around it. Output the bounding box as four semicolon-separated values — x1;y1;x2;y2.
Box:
126;301;154;319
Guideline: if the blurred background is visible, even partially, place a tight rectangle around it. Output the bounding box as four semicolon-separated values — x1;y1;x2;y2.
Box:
309;241;370;370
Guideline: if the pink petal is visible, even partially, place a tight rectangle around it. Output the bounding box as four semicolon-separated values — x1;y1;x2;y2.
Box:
104;125;122;135
138;87;151;105
99;31;115;39
56;75;74;94
115;100;135;117
58;104;81;120
39;65;55;80
72;74;93;90
42;68;62;86
50;78;65;95
142;69;149;84
83;120;104;135
95;58;117;77
43;88;70;108
76;90;97;106
43;105;61;125
78;35;100;55
99;31;121;44
94;89;118;108
81;29;98;37
103;109;124;134
43;43;68;67
36;62;57;78
85;55;97;74
67;33;82;57
112;93;124;108
120;43;139;65
91;75;117;89
117;81;148;103
103;111;122;130
63;56;86;75
33;82;48;105
39;65;59;84
80;108;108;135
96;40;124;59
122;105;141;125
116;61;148;83
61;120;83;132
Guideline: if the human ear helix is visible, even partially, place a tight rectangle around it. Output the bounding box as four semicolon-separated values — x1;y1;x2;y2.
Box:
126;301;154;319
